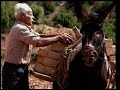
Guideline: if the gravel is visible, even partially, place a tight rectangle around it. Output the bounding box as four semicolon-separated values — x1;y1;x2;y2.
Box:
29;74;53;89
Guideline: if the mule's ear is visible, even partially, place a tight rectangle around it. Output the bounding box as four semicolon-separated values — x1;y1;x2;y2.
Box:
74;1;90;24
98;1;115;23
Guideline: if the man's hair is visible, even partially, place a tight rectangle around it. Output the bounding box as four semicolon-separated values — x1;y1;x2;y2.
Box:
14;3;32;18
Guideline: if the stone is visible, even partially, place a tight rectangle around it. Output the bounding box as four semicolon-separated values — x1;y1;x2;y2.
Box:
105;47;115;56
104;38;113;48
49;42;67;52
109;55;116;62
37;57;59;68
38;48;62;60
34;63;55;76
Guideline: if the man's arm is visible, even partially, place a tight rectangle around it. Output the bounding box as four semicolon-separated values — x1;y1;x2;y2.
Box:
14;27;73;47
35;36;60;47
39;34;61;37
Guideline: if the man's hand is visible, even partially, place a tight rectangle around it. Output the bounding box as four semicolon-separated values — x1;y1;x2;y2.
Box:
58;33;74;45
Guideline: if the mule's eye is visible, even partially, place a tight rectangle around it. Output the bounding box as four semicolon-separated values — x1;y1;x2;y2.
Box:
94;31;102;38
81;32;85;37
95;31;102;34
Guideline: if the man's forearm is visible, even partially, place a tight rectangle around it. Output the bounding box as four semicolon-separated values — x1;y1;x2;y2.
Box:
39;34;61;37
36;36;59;47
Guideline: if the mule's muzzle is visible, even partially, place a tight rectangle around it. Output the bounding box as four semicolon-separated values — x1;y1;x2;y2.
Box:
81;46;98;67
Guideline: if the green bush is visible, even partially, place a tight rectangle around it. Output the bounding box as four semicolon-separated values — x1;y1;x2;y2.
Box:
38;16;54;26
104;19;116;44
54;10;80;28
1;1;18;33
93;1;112;13
103;10;116;44
30;4;44;24
43;1;58;15
1;1;115;42
43;19;54;26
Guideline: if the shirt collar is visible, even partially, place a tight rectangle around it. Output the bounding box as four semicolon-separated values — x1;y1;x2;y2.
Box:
15;20;32;30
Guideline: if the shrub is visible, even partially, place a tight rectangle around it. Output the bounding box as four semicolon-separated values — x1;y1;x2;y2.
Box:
36;28;44;34
1;1;18;33
54;10;80;28
30;4;44;23
104;24;116;44
43;1;58;15
93;1;112;13
103;15;116;44
38;16;54;26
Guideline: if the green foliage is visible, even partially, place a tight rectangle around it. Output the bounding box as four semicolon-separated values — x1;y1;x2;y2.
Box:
1;1;115;44
103;17;116;44
42;1;59;15
36;28;44;34
93;1;112;13
43;19;54;26
54;9;80;28
30;4;44;23
37;16;54;26
1;1;18;33
91;1;116;44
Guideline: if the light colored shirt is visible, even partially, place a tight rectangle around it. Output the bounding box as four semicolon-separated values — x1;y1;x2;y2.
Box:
5;21;41;65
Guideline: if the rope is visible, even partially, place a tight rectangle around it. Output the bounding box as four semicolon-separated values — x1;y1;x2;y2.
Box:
103;43;116;89
54;37;82;88
106;61;116;89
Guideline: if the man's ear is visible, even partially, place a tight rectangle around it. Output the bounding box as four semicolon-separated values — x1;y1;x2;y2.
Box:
20;13;26;19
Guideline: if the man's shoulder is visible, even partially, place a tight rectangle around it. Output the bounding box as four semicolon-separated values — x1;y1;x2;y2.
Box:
12;23;28;30
9;23;30;36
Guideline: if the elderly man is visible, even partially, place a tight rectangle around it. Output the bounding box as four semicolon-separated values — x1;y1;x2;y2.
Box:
2;3;73;89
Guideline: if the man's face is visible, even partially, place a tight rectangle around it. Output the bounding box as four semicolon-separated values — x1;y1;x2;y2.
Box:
22;11;34;26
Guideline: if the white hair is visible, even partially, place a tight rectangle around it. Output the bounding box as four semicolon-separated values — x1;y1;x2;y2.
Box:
14;3;32;18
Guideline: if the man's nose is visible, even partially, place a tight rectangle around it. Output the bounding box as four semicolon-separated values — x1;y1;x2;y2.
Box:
31;15;35;19
31;15;35;22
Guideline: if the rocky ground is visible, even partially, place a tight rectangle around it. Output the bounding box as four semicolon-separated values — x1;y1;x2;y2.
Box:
29;73;53;89
28;64;53;89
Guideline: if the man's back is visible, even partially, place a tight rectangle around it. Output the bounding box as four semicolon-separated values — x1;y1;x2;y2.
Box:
5;21;33;65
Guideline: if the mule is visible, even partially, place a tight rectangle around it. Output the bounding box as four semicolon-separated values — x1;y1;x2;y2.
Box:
53;1;115;89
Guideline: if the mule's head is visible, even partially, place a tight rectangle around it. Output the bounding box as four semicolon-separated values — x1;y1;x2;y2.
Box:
74;1;115;67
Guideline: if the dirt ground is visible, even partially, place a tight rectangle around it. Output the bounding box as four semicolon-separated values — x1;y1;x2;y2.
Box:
28;64;53;89
29;74;53;89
